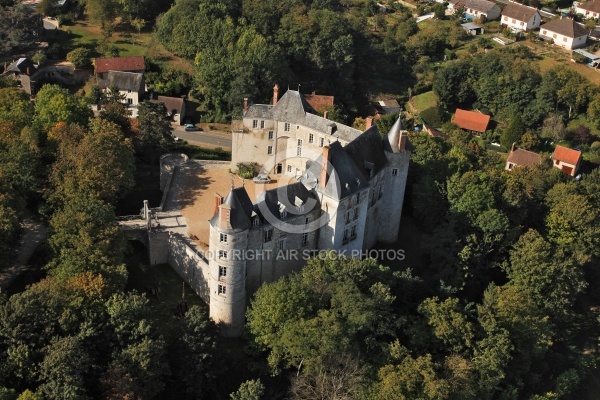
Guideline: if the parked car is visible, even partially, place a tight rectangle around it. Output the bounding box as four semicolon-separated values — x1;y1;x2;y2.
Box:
184;124;199;131
253;174;271;184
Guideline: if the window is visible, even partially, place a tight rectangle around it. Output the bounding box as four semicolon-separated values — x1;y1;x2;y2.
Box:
302;232;309;245
127;98;133;105
543;30;546;35
309;133;314;143
218;250;227;259
392;168;398;176
253;120;258;129
287;165;292;173
297;147;302;156
345;211;351;224
353;208;359;221
298;139;303;146
563;37;567;42
268;146;273;155
219;266;227;279
305;217;310;225
319;138;324;147
351;225;357;239
343;229;349;244
260;120;265;129
264;229;273;242
553;33;557;39
379;185;383;199
281;209;287;218
253;218;260;227
284;122;290;132
268;130;274;140
220;233;227;243
218;284;226;295
278;238;286;250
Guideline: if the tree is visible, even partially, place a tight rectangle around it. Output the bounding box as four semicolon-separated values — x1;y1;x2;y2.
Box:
86;0;119;36
0;88;35;130
31;51;46;66
130;18;145;34
134;101;172;162
418;297;474;353
33;85;92;132
0;4;43;54
37;336;92;400
230;379;265;400
66;47;92;69
500;114;526;150
541;113;567;142
433;61;474;111
247;255;398;374
36;0;60;17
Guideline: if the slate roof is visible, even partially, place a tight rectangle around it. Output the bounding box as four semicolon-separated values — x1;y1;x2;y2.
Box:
344;126;388;179
539;18;588;39
577;0;600;13
209;187;254;232
453;108;490;133
303;93;334;113
94;56;145;74
502;2;540;22
5;58;37;75
454;0;498;13
506;147;542;167
98;71;144;92
552;145;582;165
244;90;362;143
157;96;185;114
256;182;321;225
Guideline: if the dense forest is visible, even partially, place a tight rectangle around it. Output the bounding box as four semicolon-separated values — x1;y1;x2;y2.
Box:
0;0;600;398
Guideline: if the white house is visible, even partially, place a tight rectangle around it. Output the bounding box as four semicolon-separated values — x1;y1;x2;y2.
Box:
539;18;588;49
98;71;145;116
501;1;541;31
450;0;502;21
575;0;600;18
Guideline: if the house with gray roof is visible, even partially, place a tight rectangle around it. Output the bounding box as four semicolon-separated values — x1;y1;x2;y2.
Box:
98;71;145;114
501;1;541;31
539;17;588;49
450;0;501;21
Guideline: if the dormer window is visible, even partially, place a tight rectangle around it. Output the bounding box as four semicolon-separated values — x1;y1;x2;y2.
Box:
253;217;260;227
281;209;287;218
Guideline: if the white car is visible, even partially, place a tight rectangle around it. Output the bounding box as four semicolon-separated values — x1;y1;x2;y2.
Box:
253;174;271;184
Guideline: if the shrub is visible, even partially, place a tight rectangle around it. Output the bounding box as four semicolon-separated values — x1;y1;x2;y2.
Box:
236;163;257;179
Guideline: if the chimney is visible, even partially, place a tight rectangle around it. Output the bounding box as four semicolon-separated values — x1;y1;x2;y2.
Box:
219;205;231;229
323;111;328;120
214;194;223;215
273;84;279;105
243;98;248;114
365;117;373;129
320;146;331;189
26;67;30;75
511;142;516;153
398;131;407;151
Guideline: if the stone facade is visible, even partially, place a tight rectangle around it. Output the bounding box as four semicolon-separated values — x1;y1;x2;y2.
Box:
209;87;410;336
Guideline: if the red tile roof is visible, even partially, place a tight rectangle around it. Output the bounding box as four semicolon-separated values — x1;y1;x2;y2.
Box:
303;93;334;113
507;147;541;167
453;108;490;133
552;145;581;165
94;56;145;74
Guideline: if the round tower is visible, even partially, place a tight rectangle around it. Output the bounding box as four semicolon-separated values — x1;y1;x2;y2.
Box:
209;189;250;337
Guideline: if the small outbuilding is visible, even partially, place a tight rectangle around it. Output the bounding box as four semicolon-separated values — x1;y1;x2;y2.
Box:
505;143;541;171
461;22;485;35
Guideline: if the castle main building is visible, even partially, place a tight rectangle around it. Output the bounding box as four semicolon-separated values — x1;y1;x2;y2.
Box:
207;87;410;335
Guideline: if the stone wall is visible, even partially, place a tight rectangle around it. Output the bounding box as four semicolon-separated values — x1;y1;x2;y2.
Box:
167;232;211;304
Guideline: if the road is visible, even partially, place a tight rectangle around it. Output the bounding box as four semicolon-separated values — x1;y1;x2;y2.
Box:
172;125;232;150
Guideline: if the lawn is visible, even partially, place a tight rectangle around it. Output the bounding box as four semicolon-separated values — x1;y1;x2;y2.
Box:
410;90;438;113
56;19;192;72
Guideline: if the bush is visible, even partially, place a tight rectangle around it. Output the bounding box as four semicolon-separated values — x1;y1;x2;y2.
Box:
236;163;257;179
66;47;92;68
420;106;444;127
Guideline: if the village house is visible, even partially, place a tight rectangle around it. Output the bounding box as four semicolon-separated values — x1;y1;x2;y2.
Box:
575;0;600;19
539;18;588;50
449;0;501;21
552;145;582;176
453;108;491;134
302;92;334;116
154;95;187;125
93;56;145;79
3;58;40;95
505;143;542;170
98;71;145;116
501;1;542;32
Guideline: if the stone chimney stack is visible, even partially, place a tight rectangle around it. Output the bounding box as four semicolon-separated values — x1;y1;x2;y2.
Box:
243;98;248;114
214;194;223;216
26;67;30;75
365;117;373;129
398;131;408;151
273;84;279;105
511;142;516;152
323;111;328;120
320;146;331;189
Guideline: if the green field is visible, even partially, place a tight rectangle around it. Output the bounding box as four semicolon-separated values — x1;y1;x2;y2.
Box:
410;90;438;113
